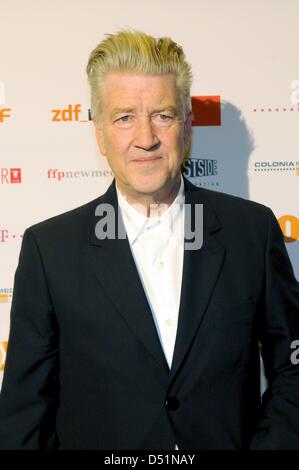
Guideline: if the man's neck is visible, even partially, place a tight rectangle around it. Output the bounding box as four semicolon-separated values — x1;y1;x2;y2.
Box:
116;178;182;218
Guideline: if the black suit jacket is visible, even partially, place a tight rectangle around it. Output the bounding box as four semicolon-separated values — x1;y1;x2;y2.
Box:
0;177;299;450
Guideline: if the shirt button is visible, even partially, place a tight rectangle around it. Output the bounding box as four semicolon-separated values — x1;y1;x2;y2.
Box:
165;319;173;327
158;261;164;269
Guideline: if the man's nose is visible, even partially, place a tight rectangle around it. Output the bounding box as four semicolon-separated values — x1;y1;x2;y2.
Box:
133;118;160;151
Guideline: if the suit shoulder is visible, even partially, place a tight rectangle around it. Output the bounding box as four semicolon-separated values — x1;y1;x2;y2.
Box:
192;187;277;246
25;194;104;242
194;186;271;218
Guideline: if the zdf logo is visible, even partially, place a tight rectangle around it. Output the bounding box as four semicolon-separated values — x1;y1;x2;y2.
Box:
51;104;90;122
278;215;299;243
0;80;11;123
0;341;8;371
0;80;4;104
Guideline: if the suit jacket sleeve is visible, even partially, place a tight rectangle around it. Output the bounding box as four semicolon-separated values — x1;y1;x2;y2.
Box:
0;228;59;449
250;209;299;449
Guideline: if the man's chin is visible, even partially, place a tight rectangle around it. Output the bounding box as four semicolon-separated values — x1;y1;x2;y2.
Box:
127;176;167;196
132;183;167;198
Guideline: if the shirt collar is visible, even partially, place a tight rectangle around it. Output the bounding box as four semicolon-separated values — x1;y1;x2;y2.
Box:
116;175;185;246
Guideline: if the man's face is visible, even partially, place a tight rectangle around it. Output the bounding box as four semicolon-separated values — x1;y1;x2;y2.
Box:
94;72;191;202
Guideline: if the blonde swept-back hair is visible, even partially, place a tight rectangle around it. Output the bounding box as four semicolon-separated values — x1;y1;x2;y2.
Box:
86;30;193;122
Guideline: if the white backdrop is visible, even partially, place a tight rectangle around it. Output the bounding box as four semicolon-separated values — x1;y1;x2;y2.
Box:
1;0;298;386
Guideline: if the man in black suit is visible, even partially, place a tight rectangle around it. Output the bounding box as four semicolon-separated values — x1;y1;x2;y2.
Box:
0;30;299;450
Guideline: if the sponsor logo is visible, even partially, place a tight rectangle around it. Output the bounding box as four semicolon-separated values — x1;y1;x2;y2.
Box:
182;157;220;188
253;105;299;113
0;80;12;122
278;215;299;243
253;161;299;175
191;96;221;126
0;230;23;243
0;168;22;184
0;108;11;123
0;288;13;303
51;104;91;123
0;341;8;371
47;168;113;181
0;230;9;243
183;158;218;178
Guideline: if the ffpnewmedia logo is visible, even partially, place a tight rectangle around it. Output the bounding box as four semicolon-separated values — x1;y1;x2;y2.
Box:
51;104;91;123
278;215;299;243
47;169;113;181
0;341;8;372
0;168;22;184
254;161;299;175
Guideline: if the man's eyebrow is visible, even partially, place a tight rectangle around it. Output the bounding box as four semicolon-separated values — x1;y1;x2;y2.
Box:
110;105;178;119
152;106;178;115
110;107;136;118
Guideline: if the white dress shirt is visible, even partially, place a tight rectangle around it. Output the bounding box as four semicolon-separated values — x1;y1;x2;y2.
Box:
116;177;185;451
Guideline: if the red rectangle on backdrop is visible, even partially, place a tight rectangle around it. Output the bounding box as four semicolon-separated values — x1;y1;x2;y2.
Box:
192;96;221;126
10;168;22;183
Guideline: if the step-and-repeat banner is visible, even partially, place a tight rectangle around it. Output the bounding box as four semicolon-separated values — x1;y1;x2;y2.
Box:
0;0;298;388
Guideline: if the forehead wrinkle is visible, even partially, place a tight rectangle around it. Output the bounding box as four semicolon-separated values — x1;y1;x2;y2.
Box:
101;73;182;119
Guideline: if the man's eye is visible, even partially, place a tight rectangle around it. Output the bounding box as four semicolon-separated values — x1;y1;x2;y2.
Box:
158;114;172;120
114;115;134;127
152;114;174;125
118;115;130;122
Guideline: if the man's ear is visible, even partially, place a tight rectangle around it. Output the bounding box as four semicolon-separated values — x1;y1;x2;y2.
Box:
184;110;193;153
93;119;106;156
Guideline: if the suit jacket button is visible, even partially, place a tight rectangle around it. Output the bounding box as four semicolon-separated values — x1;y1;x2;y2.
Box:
165;396;180;411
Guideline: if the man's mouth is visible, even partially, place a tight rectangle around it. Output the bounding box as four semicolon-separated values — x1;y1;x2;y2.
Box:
132;156;162;164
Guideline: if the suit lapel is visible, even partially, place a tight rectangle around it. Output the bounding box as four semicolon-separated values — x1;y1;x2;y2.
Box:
168;179;226;383
88;181;170;374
